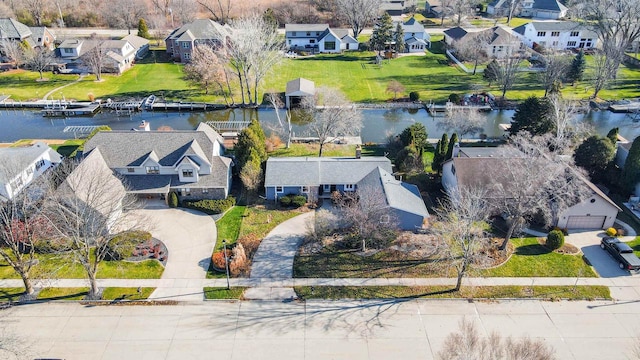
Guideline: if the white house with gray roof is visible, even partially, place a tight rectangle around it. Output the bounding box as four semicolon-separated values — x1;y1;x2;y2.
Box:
82;124;232;202
397;18;430;52
0;142;62;202
488;0;567;19
264;156;429;230
442;147;620;230
165;19;229;62
285;24;359;53
57;38;136;74
512;22;597;51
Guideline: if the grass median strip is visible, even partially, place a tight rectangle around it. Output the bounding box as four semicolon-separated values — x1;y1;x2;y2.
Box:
101;287;155;300
37;287;89;301
203;287;247;299
0;288;26;302
294;285;611;301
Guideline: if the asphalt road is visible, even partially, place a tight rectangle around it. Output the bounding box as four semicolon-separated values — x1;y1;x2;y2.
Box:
1;299;639;359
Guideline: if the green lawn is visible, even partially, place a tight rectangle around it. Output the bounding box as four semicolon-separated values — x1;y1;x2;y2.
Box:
0;70;76;101
269;143;357;157
294;285;610;300
203;287;247;299
101;287;155;300
469;17;532;28
37;287;89;300
50;139;86;157
0;288;26;302
627;236;640;258
215;206;246;248
294;237;595;278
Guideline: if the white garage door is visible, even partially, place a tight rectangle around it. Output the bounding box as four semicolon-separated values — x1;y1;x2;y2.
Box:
566;216;606;229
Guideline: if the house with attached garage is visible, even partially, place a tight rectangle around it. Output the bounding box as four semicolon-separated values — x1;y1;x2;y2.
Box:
444;26;523;59
441;147;620;230
284;24;359;53
488;0;567;19
0;142;62;202
82;123;233;203
512;21;598;51
264;155;430;230
57;38;137;74
398;18;431;52
165;19;229;63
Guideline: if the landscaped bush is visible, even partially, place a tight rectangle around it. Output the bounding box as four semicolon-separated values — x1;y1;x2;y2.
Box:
105;231;153;261
238;233;262;259
182;196;236;215
291;195;307;207
230;243;248;276
546;230;565;250
606;227;617;236
449;93;461;104
409;91;420;101
168;191;179;208
34;238;69;254
279;196;291;206
211;249;232;271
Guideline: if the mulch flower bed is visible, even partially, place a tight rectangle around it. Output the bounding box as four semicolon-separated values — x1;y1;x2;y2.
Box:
127;238;169;266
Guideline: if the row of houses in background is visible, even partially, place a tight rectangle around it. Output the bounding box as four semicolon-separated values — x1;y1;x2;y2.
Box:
1;17;150;74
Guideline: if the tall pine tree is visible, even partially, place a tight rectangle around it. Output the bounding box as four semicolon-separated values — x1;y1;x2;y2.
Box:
622;136;640;194
566;50;585;85
137;18;150;39
446;133;459;160
370;13;394;55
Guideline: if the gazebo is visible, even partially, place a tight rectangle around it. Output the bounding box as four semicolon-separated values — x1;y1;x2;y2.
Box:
285;78;315;108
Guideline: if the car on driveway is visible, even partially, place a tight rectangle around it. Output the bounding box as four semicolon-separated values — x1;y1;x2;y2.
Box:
600;236;640;271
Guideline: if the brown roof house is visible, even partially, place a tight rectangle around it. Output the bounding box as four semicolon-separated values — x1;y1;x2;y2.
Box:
441;146;620;230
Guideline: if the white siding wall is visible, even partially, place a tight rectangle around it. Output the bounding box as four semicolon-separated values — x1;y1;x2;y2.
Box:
319;33;341;53
441;161;458;191
556;195;619;229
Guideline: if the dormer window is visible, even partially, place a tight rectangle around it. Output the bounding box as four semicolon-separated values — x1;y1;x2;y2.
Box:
182;169;194;177
146;166;159;174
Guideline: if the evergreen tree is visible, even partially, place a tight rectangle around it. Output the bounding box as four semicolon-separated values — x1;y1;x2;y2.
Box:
446;133;459;160
622;137;640;194
439;133;449;160
248;117;266;144
509;96;556;136
370;13;394;55
137;18;150;39
235;126;267;171
483;60;499;86
399;123;428;151
566;50;586;85
432;140;443;173
394;22;405;54
606;127;619;144
574;135;616;181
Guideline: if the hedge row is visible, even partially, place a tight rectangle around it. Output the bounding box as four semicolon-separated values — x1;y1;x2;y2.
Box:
182;196;236;215
279;194;306;208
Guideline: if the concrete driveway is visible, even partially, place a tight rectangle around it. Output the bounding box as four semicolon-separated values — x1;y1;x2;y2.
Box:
566;230;638;278
134;207;217;301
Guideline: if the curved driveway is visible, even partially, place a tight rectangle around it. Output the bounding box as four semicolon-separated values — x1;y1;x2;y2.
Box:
135;207;217;301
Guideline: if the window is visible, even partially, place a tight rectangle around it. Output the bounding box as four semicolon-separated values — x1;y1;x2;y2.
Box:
181;188;191;196
380;214;390;224
451;165;456;175
292;31;296;36
310;39;315;44
315;32;320;36
26;167;33;176
552;41;558;47
202;188;209;193
276;186;283;193
182;169;194;177
10;177;24;191
63;48;73;54
551;31;560;37
570;31;579;37
183;53;190;60
301;186;309;193
146;166;159;174
567;41;577;47
537;31;546;37
127;168;135;173
182;42;189;48
324;41;336;50
344;184;355;191
306;32;310;36
35;159;46;171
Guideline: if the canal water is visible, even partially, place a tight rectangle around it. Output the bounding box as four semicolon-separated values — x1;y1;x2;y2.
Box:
0;107;637;143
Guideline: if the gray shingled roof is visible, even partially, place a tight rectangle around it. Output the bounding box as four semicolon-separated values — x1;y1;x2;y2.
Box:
166;19;228;42
0;18;32;40
358;167;429;218
0;142;61;183
122;34;149;51
532;0;566;12
401;18;425;34
83;129;223;168
286;78;315;97
443;26;468;40
285;24;330;32
264;157;393;187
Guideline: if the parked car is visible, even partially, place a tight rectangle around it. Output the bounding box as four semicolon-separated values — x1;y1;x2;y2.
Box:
600;236;640;271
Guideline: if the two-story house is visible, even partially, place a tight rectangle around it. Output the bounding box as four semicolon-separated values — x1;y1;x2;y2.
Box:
165;19;228;63
0;18;55;52
57;38;136;74
488;0;567;19
398;18;431;52
82;124;233;202
285;24;359;53
513;21;598;51
0;142;62;201
444;26;523;59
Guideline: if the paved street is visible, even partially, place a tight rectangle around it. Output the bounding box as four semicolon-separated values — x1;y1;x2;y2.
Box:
1;299;639;359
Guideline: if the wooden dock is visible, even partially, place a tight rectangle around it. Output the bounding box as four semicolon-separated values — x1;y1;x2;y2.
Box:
427;103;492;117
609;103;640;113
206;121;250;132
42;103;101;117
152;102;226;111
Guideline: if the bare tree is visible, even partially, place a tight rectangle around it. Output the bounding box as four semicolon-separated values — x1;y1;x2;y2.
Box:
84;43;107;81
386;80;405;100
438;318;556;360
0;40;25;69
184;45;230;103
453;30;492;74
198;0;232;24
438;107;485;137
546;95;589;152
538;51;570;96
336;184;399;252
335;0;381;38
301;86;363;157
0;2;16;18
505;0;523;26
150;0;171;17
437;0;455;25
24;46;54;80
45;155;144;299
266;92;293;149
170;0;198;26
494;54;523;98
18;0;51;26
451;0;475;26
432;187;489;291
104;0;147;33
590;49;619;98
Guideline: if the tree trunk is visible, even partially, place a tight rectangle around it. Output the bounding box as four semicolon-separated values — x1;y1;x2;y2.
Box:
39;70;44;80
500;216;522;250
318;142;325;157
87;269;99;299
361;238;366;253
473;60;478;75
454;266;465;291
20;271;34;295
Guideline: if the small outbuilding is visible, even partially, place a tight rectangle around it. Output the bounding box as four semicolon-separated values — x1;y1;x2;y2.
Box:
285;78;315;108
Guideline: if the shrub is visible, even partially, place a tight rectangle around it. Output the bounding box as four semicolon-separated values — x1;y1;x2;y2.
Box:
105;231;152;261
238;233;262;259
182;197;236;215
88;93;95;102
409;91;420;101
168;191;179;208
449;93;461;104
546;230;565;250
34;238;69;254
211;250;232;270
291;195;307;207
606;227;617;236
279;195;292;206
230;243;248;276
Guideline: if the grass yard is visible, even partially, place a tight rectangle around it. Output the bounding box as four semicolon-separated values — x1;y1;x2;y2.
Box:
37;287;89;300
203;287;247;299
215;206;247;248
101;287;155;300
49;139;86;157
0;288;26;302
0;70;76;101
469;17;532;28
294;236;595;278
269;143;357;157
294;285;610;300
627;236;640;258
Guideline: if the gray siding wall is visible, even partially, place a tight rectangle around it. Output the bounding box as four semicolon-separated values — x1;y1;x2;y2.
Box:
393;209;424;230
